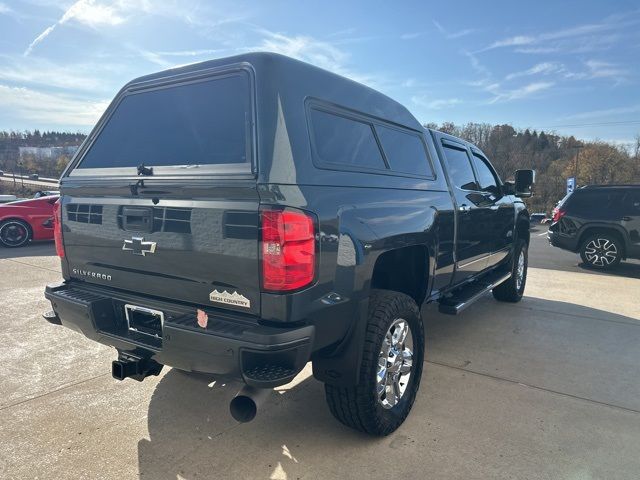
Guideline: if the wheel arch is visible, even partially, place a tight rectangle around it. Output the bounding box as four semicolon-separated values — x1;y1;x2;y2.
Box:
0;217;34;235
515;211;530;246
370;244;431;307
577;226;627;259
313;242;432;388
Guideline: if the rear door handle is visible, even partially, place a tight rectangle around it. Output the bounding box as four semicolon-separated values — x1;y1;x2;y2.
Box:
459;204;471;213
622;216;632;221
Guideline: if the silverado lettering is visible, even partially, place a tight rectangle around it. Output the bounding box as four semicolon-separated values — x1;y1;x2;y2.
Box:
72;268;112;281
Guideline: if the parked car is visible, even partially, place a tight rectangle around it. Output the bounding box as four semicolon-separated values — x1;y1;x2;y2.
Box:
29;173;39;180
548;185;640;269
530;213;548;225
0;194;18;204
34;190;61;198
0;170;4;176
43;52;534;436
0;195;59;247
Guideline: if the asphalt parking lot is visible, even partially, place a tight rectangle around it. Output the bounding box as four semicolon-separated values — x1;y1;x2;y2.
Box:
1;226;639;479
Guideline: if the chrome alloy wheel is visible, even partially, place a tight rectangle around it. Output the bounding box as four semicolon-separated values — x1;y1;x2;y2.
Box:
584;238;618;267
515;250;525;290
376;318;414;409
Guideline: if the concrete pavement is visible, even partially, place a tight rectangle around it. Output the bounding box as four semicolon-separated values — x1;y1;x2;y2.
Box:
0;234;639;479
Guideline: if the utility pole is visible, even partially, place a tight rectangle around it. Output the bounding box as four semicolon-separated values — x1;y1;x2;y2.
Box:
573;145;583;186
18;161;24;191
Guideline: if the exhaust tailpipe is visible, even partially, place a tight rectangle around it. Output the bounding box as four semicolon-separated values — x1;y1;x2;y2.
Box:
112;354;163;382
229;385;272;423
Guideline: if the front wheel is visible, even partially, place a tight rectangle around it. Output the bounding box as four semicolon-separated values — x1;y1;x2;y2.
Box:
493;240;528;303
579;234;622;270
324;290;425;436
0;219;31;248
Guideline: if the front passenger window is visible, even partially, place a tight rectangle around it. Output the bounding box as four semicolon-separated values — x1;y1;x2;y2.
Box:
472;153;500;195
442;144;478;191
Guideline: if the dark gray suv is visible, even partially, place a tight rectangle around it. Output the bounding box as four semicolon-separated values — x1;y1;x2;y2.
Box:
548;185;640;269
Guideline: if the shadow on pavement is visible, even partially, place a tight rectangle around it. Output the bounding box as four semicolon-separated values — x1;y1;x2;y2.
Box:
0;241;55;259
138;369;370;479
423;295;640;410
138;295;640;479
575;260;640;280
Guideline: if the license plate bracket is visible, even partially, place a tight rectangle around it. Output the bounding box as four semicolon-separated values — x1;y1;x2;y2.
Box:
124;304;164;338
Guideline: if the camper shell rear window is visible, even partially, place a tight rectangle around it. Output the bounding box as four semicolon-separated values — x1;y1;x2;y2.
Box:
71;69;253;176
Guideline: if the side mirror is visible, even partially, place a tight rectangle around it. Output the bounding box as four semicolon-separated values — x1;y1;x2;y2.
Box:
514;169;535;197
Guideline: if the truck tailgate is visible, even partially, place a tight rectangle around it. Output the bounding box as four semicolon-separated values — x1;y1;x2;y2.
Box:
61;183;261;316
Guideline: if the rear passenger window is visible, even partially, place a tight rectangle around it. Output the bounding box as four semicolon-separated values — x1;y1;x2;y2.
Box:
569;191;623;214
310;109;386;170
441;144;478;191
375;125;433;177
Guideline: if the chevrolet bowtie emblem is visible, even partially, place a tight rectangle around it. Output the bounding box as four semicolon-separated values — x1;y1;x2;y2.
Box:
122;237;157;256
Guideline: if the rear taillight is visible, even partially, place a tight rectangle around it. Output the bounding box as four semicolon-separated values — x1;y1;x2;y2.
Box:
261;208;316;292
53;199;65;258
552;208;566;223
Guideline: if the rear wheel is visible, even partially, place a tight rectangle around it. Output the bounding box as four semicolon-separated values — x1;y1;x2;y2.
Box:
324;290;424;436
492;239;528;303
0;220;31;248
580;233;622;270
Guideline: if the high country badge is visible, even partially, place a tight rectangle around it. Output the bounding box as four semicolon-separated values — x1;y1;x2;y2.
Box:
209;289;251;309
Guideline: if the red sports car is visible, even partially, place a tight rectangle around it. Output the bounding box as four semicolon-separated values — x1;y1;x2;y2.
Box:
0;196;59;248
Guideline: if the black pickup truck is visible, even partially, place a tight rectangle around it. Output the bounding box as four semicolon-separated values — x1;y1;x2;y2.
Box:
44;53;534;436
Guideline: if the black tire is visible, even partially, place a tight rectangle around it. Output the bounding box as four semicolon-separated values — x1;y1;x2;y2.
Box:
492;239;528;303
0;219;32;248
579;233;622;270
324;289;425;436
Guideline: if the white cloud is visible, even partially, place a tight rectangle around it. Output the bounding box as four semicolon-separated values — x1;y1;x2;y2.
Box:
487;35;535;49
463;50;557;103
0;84;108;126
503;59;627;86
252;30;384;88
60;0;125;27
505;62;563;81
154;48;225;57
0;59;110;91
483;11;640;53
514;47;560;54
401;32;423;40
433;20;477;40
0;2;12;14
25;0;126;56
463;50;492;89
584;59;628;80
447;29;476;40
23;0;232;56
412;96;462;109
487;81;554;103
561;104;640;121
25;25;57;56
257;31;348;70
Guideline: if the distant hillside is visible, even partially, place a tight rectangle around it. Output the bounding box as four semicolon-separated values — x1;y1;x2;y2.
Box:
0;131;86;178
2;127;638;212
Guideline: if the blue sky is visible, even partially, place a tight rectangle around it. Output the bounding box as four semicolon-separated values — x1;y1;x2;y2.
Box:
0;0;639;146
